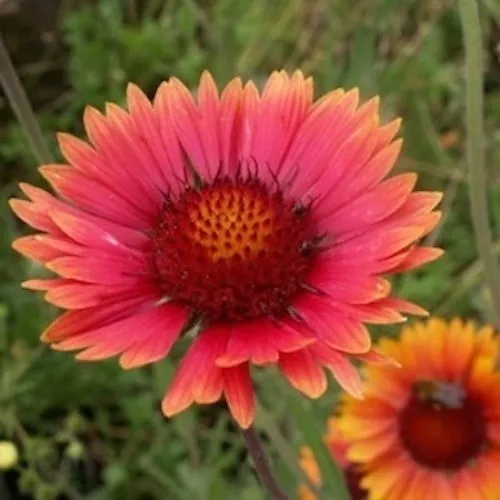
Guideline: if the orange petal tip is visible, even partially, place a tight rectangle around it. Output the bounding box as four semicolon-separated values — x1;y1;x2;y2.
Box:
82;105;103;128
49;342;69;351
18;182;34;195
200;69;215;82
433;191;445;204
432;247;445;258
118;359;135;370
126;83;149;107
118;354;148;370
126;81;141;93
8;198;21;210
232;410;253;429
56;131;72;142
160;398;184;418
82;105;97;121
407;304;430;317
40;331;51;343
391;137;404;151
391;117;402;129
20;280;44;290
38;165;59;180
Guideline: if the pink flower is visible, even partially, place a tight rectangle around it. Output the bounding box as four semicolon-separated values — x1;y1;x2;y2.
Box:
10;71;442;428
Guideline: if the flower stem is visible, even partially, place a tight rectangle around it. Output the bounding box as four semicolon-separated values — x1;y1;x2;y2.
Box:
0;36;53;165
242;426;290;500
254;401;325;499
458;0;500;325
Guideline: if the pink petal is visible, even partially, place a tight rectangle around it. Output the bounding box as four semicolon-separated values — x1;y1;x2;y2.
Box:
153;82;188;187
303;123;379;206
355;348;400;367
126;83;179;192
196;71;221;180
57;132;155;204
311;343;363;397
216;320;279;367
120;304;189;369
338;301;407;324
319;173;418;234
279;349;327;398
42;285;160;342
330;226;426;263
293;294;371;353
54;302;185;364
223;363;254;428
162;326;230;417
46;253;150;286
307;255;391;304
83;106;164;210
329;139;403;205
377;297;429;317
393;246;444;272
22;278;67;291
166;78;210;180
40;165;153;228
50;210;140;256
9;199;59;233
239;81;260;162
247;71;313;185
285;89;361;196
12;235;65;262
45;282;115;309
32;235;86;257
19;183;149;248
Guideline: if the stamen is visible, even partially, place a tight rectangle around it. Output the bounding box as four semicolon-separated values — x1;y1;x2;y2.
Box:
151;174;320;322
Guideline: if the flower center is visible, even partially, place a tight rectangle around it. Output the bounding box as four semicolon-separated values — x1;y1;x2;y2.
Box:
151;176;319;322
399;381;486;470
344;465;367;500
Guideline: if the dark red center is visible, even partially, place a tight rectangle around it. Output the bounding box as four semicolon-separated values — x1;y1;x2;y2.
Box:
399;381;486;470
344;465;367;500
151;177;319;322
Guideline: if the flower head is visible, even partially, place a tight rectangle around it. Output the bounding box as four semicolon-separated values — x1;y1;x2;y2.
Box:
0;441;19;470
338;318;500;499
10;71;441;428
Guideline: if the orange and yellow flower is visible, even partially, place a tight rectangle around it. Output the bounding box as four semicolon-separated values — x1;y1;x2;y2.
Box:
10;71;441;428
338;318;500;500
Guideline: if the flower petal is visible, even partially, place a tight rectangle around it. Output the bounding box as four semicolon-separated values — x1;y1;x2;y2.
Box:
279;349;327;398
162;326;230;417
293;294;371;354
223;363;254;428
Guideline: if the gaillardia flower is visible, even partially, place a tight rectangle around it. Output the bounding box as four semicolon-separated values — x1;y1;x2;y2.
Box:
10;71;441;428
338;318;500;499
299;418;367;499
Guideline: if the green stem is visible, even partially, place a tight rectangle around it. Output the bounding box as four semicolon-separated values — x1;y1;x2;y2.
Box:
242;426;290;500
0;36;53;165
254;402;325;499
286;391;350;500
458;0;500;325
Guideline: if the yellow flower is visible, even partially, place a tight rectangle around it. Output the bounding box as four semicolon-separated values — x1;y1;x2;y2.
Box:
0;441;19;470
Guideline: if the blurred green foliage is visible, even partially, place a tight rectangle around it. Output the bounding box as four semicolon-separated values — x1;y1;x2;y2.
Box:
1;0;500;498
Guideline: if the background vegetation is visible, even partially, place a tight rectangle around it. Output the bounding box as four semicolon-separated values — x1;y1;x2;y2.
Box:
1;0;499;498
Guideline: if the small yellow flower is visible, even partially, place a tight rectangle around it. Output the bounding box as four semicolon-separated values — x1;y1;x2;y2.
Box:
66;440;84;460
0;440;19;470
